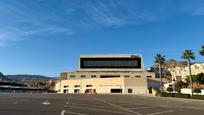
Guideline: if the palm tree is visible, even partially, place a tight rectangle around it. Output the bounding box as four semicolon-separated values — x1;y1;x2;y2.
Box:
199;45;204;56
181;49;195;97
154;53;166;92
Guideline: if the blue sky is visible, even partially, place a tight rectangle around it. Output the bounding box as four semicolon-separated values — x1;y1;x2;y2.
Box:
0;0;204;77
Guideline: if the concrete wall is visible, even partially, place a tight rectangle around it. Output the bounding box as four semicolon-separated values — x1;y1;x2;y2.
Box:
57;77;151;94
181;88;204;95
124;77;148;94
59;77;124;94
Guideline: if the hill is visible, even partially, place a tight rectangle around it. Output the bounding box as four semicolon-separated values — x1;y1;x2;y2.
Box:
0;72;10;81
6;74;56;81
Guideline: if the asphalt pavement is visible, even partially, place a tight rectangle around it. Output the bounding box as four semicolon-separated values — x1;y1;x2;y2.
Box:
0;93;204;115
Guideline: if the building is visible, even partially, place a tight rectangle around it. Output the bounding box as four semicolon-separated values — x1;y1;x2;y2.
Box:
168;63;204;81
55;54;157;94
0;81;47;93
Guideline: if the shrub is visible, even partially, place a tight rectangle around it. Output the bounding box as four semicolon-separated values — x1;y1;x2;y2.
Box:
161;92;174;97
166;87;173;93
174;93;190;99
194;88;201;93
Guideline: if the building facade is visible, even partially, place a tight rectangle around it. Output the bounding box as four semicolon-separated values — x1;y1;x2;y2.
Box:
168;63;204;81
55;54;156;94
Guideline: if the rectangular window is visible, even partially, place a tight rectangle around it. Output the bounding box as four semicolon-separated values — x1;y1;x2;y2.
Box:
91;75;96;78
80;75;86;77
100;75;120;78
128;89;132;93
70;75;75;78
146;76;152;78
135;75;141;78
64;85;69;88
74;85;80;88
80;58;141;69
124;75;130;77
74;89;80;93
111;89;122;93
86;85;92;87
63;89;69;93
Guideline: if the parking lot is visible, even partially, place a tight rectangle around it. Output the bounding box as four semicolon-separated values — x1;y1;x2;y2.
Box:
0;93;204;115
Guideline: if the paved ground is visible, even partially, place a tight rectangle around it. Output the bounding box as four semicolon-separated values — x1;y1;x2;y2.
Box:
0;94;204;115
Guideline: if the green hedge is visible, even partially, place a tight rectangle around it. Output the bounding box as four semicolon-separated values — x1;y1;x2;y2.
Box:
174;93;190;99
161;92;174;97
192;95;204;100
161;92;190;98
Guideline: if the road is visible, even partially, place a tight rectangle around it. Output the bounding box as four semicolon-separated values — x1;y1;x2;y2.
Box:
0;93;204;115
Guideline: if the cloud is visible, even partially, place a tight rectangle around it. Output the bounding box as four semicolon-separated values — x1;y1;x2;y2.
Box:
1;0;204;46
0;27;74;47
65;0;162;27
0;0;74;46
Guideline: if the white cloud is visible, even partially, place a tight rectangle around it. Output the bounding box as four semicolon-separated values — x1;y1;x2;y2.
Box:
0;1;74;47
1;0;204;46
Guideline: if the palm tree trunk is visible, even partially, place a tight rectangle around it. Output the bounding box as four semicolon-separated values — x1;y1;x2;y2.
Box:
188;60;193;97
159;64;163;92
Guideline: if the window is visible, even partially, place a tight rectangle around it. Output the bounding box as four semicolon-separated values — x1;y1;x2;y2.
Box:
64;85;69;88
128;89;132;93
86;85;92;87
80;75;86;78
111;89;122;93
80;58;141;69
91;75;96;78
146;76;152;78
74;89;80;93
100;75;120;78
74;85;80;88
70;75;75;78
124;75;130;77
63;89;69;93
135;75;141;78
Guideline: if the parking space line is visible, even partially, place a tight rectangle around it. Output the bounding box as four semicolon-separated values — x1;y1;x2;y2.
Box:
71;103;118;109
146;110;175;115
65;111;88;115
69;106;130;115
129;106;156;110
60;109;66;115
93;97;143;115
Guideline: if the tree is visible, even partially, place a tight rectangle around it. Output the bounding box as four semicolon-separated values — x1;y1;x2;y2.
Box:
173;81;184;93
186;73;204;84
199;45;204;56
181;49;196;97
155;53;166;92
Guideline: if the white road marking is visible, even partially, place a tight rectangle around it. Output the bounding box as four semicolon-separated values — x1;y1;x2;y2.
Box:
146;110;175;115
71;103;118;109
65;111;88;115
60;109;66;115
129;106;156;110
42;101;51;105
93;97;143;115
69;106;130;115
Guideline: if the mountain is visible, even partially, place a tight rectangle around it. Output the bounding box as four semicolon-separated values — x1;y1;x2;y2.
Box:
152;59;188;68
0;72;10;81
6;74;56;81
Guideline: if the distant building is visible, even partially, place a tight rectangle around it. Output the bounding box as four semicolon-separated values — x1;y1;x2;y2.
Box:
168;63;204;81
0;81;47;93
56;54;158;94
